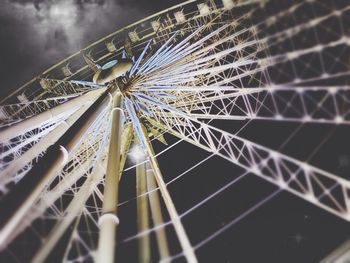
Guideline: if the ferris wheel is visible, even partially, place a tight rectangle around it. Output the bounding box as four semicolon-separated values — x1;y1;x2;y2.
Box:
0;0;350;262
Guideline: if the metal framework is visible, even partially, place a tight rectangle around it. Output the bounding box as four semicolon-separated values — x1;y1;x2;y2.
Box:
0;0;349;262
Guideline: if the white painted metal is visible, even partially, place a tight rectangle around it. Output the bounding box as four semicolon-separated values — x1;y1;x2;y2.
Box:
136;157;151;263
96;92;124;263
125;98;198;263
146;162;170;261
0;89;105;142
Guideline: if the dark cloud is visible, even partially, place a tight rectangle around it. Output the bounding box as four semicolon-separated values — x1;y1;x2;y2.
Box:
0;0;182;98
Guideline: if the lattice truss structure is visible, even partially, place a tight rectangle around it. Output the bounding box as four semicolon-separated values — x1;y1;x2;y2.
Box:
0;0;349;262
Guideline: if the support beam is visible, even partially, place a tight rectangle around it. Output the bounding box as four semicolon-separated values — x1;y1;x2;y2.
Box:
136;159;151;263
146;162;170;261
0;89;105;142
0;102;92;185
142;130;197;263
119;123;133;178
31;159;107;263
61;124;132;262
8;158;93;244
0;89;109;250
38;124;133;263
125;98;197;263
96;92;123;263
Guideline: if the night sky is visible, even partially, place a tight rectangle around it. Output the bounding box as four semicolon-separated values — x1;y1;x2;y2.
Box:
0;0;350;262
0;0;183;98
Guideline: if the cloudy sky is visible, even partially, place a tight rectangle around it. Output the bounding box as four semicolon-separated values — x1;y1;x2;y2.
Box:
0;0;182;98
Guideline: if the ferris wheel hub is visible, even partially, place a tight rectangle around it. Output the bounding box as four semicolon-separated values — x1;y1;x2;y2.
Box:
92;58;133;85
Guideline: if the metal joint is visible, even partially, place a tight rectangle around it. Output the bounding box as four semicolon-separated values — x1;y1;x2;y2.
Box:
98;213;120;226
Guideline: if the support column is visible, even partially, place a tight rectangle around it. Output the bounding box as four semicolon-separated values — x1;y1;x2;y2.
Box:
96;92;123;263
136;159;151;263
138;127;197;263
0;102;92;184
63;124;132;263
124;98;197;263
119;123;133;178
146;162;170;261
0;90;109;250
0;88;105;142
144;133;197;263
31;159;107;263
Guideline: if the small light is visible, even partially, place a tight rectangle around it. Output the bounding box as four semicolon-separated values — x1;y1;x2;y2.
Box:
129;144;147;163
335;115;343;124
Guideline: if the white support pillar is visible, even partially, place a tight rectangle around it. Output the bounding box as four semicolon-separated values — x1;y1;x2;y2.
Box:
0;103;92;184
96;92;123;263
146;162;170;261
60;124;132;263
8;159;93;244
31;159;107;263
125;97;197;262
0;90;108;250
0;88;105;142
137;125;197;263
119;123;133;178
136;159;151;263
